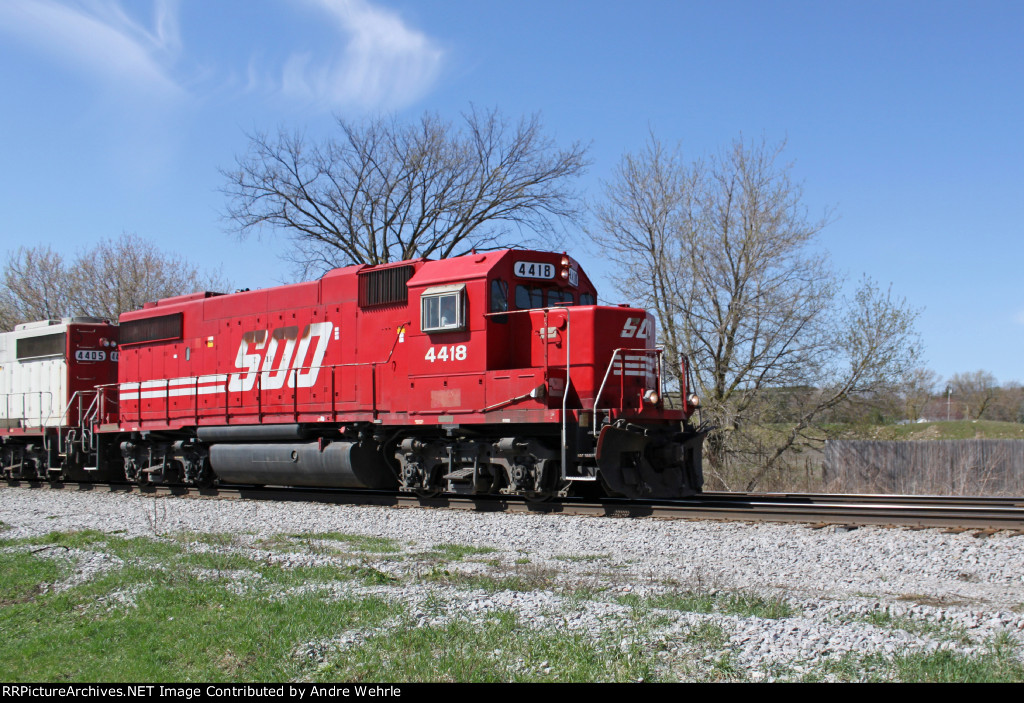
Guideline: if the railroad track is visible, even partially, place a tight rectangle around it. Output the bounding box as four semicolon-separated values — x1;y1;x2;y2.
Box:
4;480;1024;531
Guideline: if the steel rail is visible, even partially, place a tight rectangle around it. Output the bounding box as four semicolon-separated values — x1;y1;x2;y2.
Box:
5;481;1024;530
700;491;1024;507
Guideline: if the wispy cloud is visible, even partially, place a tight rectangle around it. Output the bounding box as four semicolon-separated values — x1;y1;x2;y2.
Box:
0;0;444;112
278;0;445;110
0;0;185;99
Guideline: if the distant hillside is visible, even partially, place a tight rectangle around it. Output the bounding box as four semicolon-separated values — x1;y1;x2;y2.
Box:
848;420;1024;441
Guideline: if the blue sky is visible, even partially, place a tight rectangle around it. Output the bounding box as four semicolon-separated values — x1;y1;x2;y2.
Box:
0;0;1021;385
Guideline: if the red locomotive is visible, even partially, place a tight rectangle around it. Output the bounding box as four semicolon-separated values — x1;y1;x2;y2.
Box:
2;249;705;499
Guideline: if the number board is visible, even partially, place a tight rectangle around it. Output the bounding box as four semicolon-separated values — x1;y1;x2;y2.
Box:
514;261;555;280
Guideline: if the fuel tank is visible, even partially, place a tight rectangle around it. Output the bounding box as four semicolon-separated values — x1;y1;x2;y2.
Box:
208;441;396;489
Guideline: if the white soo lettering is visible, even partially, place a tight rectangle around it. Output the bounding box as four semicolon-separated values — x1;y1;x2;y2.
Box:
228;322;333;392
620;317;650;339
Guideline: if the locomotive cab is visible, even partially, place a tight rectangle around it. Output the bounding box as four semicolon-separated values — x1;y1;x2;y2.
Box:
396;250;703;499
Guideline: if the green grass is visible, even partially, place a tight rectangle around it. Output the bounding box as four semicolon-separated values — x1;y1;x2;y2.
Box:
620;591;712;614
421;563;558;593
685;620;729;649
4;526;1018;683
427;543;498;559
719;592;795;619
806;636;1024;683
563;581;608;602
887;648;1024;683
842;419;1024;441
554;553;609;563
251;534;294;550
288;532;403;553
677;621;744;681
0;550;66;605
619;590;794;619
858;610;973;645
0;533;685;682
15;528;110;549
171;532;240;548
339;564;399;586
0;533;398;681
314;611;660;682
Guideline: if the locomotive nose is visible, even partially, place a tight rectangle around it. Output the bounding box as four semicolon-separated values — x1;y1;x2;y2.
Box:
595;421;704;499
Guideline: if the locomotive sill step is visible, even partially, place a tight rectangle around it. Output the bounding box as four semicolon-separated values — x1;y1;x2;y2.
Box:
83;466;99;472
566;475;598;482
442;467;475;480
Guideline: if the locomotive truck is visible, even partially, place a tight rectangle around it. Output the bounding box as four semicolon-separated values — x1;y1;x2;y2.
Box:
1;249;705;499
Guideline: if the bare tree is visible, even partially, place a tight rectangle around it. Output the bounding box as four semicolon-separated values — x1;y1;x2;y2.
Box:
738;277;921;489
900;367;941;422
591;133;702;394
949;370;1000;420
221;106;590;276
593;134;922;490
70;233;228;321
0;233;228;331
0;246;75;330
988;381;1024;423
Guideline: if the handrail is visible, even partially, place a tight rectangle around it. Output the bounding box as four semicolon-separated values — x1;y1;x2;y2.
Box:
484;306;573;476
94;383;120;426
111;331;409;426
1;391;56;428
592;347;664;436
64;390;102;441
593;349;625;435
84;391;99;424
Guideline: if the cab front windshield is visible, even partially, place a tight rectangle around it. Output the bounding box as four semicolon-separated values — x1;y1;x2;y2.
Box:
514;285;576;310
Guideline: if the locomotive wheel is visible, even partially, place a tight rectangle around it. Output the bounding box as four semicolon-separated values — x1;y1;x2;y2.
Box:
195;475;218;489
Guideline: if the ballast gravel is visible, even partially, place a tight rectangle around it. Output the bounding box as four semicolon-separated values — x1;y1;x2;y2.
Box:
2;486;1023;681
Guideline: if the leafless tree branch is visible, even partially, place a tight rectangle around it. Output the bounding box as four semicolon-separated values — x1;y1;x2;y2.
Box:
592;133;922;490
220;106;590;277
0;233;228;330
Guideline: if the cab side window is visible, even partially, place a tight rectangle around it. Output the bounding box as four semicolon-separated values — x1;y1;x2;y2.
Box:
421;285;465;332
580;292;596;306
490;280;509;312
